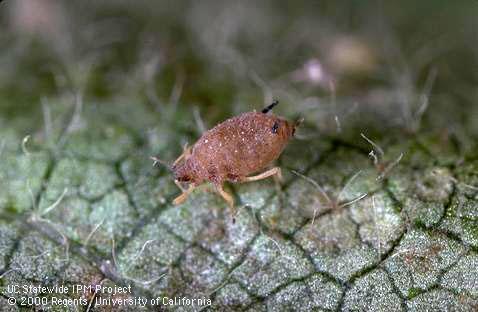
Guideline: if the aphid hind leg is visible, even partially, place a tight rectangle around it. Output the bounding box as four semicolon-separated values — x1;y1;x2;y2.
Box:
242;167;283;183
173;183;196;205
216;184;240;223
173;143;192;166
215;184;235;212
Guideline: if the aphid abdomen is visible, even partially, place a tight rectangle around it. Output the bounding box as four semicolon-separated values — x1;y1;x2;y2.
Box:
190;111;291;184
228;112;289;174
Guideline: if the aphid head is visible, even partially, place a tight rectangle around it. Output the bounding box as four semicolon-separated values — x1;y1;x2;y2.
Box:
152;155;192;183
172;160;197;185
269;117;302;139
262;100;302;138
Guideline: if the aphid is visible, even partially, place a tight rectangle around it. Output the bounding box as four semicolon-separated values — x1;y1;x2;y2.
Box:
167;100;299;215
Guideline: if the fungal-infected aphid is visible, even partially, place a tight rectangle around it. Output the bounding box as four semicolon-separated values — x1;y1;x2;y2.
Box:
165;100;299;215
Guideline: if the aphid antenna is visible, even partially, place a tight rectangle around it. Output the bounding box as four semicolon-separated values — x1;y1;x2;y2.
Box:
295;117;305;128
261;100;279;114
150;156;174;173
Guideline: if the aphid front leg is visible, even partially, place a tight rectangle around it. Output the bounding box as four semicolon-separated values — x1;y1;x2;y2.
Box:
173;184;196;205
173;143;192;166
174;179;187;192
242;167;283;183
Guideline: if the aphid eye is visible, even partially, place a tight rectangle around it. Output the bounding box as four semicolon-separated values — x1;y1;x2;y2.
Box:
271;121;279;134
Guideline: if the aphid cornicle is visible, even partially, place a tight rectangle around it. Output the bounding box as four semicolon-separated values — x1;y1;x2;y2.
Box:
169;100;299;215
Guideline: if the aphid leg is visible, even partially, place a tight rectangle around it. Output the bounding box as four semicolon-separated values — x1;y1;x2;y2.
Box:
242;167;282;183
174;179;186;192
215;184;235;215
172;143;192;166
173;184;196;205
173;193;187;205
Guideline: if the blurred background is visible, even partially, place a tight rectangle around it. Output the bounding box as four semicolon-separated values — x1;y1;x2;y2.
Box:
1;0;477;148
1;2;478;309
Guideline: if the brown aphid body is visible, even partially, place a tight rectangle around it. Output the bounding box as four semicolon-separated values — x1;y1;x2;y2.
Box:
175;111;294;184
171;101;297;213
